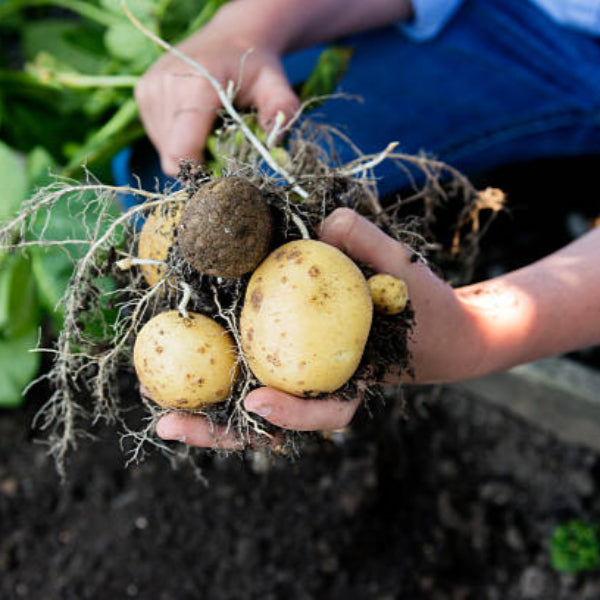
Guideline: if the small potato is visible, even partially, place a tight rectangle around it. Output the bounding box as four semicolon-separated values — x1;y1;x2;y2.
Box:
240;240;373;396
137;205;183;287
368;274;408;315
134;311;238;409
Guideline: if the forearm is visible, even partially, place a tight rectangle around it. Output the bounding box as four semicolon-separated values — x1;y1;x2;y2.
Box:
207;0;414;54
458;227;600;376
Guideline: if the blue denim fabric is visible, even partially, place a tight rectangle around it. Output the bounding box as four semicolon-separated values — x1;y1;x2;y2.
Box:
281;0;600;195
113;0;600;198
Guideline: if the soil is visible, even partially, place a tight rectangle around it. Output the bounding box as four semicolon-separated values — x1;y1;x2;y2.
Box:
2;158;599;599
1;383;599;600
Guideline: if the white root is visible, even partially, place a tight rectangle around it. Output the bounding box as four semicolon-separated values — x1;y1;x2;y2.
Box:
115;257;167;271
177;282;193;319
339;142;399;177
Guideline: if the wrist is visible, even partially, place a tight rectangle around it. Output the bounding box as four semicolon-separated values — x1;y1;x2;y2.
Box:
455;280;539;378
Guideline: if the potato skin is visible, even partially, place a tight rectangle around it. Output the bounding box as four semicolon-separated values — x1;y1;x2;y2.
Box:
137;205;183;287
134;311;238;409
240;240;373;396
368;274;408;315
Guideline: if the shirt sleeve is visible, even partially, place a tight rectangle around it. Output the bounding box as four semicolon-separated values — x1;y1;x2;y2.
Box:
530;0;600;36
398;0;465;42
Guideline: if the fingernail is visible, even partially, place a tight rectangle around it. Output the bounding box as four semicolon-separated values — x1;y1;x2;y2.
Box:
156;416;182;440
247;403;272;417
319;208;348;236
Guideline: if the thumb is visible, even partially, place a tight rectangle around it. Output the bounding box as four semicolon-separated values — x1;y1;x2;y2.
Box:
319;208;415;276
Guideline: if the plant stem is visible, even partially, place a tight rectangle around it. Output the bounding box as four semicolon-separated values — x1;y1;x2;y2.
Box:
31;70;139;90
63;98;140;176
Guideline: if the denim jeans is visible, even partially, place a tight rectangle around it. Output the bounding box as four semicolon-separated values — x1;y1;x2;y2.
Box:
113;0;600;199
283;0;600;195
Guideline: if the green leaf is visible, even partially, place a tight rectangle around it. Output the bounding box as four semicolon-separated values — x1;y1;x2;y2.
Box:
29;185;124;331
78;275;119;343
0;140;26;223
103;21;157;67
0;93;92;162
551;520;600;573
300;45;354;104
26;145;57;190
0;253;39;338
30;247;73;330
0;326;40;409
23;20;110;74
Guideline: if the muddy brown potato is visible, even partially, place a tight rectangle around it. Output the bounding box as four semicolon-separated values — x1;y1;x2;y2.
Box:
178;177;273;279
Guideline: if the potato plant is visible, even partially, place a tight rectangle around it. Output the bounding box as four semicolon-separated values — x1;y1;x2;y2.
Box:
0;13;499;475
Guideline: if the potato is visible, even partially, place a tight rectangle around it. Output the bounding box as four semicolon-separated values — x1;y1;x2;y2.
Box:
137;205;183;287
134;310;238;409
240;240;373;396
368;274;408;315
177;177;273;278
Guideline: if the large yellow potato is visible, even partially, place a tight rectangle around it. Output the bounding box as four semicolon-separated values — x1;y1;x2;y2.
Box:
134;311;238;409
240;240;373;396
137;205;183;287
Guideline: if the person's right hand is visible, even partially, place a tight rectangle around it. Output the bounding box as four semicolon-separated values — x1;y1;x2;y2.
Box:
135;8;300;176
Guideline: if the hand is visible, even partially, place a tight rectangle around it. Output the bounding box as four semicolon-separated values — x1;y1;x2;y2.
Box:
156;206;600;447
155;207;483;448
135;6;300;176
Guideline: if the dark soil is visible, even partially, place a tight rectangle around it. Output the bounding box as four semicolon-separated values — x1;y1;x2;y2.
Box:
1;383;599;600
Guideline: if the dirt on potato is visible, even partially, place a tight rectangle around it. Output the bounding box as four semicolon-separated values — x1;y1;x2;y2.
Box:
177;177;273;279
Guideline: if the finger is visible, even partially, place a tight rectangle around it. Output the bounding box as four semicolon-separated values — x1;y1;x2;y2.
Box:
319;208;416;276
244;387;361;431
248;62;300;134
156;412;245;450
160;79;221;176
135;77;167;162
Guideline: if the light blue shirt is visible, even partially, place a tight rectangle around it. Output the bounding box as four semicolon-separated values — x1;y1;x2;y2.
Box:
400;0;600;40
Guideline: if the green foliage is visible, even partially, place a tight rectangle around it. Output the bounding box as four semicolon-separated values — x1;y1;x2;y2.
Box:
0;327;41;409
300;45;353;104
550;520;600;573
0;141;40;408
0;142;123;408
0;140;27;224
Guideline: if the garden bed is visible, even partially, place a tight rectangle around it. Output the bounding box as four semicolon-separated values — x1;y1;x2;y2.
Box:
1;380;599;600
2;155;599;599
